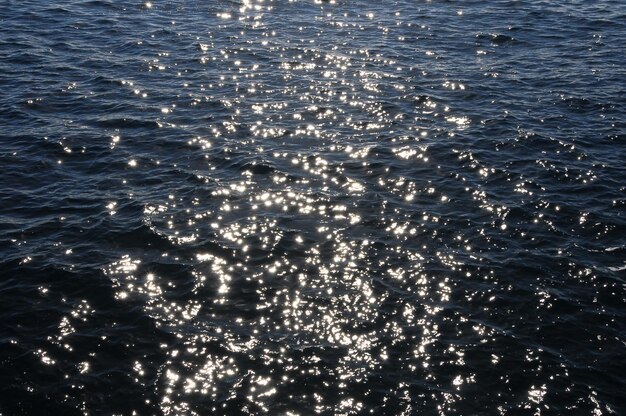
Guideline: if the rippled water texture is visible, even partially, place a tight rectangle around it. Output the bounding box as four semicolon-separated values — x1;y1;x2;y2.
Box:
1;0;625;414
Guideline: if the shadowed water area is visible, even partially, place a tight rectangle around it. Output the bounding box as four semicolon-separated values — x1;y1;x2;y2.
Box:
1;0;625;414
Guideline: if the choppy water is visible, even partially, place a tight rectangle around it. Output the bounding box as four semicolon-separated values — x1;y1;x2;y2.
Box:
1;0;625;414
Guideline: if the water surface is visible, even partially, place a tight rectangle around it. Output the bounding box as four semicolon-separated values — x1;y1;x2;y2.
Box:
1;0;625;414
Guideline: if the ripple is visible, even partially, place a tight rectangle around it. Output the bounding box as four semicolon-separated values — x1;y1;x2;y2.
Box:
1;0;624;414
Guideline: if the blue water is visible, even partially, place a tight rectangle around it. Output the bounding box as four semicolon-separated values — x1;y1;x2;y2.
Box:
1;1;625;414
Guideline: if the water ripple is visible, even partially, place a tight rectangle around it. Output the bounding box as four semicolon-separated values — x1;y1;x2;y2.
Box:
1;0;624;414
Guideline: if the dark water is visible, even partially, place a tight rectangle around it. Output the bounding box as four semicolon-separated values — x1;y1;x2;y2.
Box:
1;0;625;414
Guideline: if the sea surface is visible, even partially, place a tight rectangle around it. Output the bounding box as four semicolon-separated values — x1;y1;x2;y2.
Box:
1;0;625;415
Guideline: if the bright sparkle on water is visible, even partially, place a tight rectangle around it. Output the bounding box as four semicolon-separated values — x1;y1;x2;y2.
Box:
0;0;624;414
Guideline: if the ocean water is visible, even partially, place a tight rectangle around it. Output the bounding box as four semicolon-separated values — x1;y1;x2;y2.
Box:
1;0;624;414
